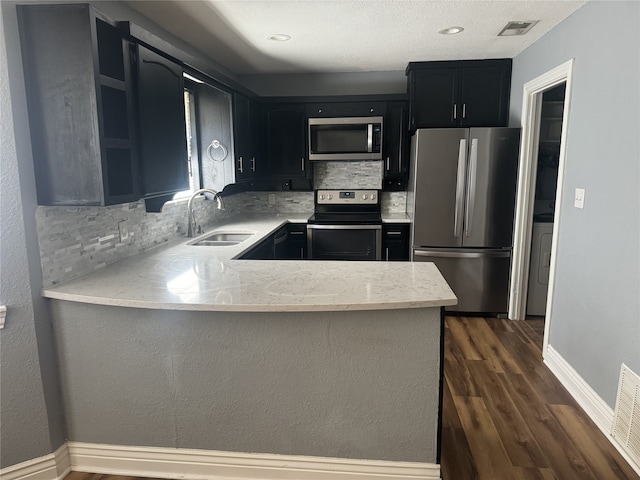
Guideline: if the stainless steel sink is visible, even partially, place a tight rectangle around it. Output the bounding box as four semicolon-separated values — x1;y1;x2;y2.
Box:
189;232;253;246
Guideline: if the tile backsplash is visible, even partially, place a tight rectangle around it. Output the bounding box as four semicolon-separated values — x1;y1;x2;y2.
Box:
36;161;406;287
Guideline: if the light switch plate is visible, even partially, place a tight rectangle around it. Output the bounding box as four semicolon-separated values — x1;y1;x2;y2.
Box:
574;188;585;209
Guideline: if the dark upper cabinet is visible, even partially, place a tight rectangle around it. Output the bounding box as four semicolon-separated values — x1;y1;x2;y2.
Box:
383;101;409;190
407;60;511;129
18;4;139;205
408;67;459;129
233;93;261;181
264;103;310;187
383;223;410;261
135;44;189;197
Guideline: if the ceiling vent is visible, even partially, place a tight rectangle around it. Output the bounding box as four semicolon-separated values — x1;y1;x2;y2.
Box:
498;21;539;36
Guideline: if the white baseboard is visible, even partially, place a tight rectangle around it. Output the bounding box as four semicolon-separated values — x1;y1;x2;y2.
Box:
0;444;70;480
544;345;614;435
2;442;441;480
545;346;640;476
67;442;441;480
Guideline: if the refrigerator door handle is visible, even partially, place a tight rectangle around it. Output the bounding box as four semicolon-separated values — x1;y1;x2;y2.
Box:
413;249;511;259
454;138;467;238
465;138;479;237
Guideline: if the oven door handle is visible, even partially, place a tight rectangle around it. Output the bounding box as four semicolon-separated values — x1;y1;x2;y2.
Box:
307;224;382;231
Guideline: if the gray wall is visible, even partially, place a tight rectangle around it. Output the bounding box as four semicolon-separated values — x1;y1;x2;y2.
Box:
0;2;66;467
509;0;640;408
52;302;442;463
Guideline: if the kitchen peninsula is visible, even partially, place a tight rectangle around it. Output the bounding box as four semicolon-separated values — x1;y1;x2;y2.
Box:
43;214;456;478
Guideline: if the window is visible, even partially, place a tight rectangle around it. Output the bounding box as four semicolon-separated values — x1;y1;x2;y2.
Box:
173;87;201;200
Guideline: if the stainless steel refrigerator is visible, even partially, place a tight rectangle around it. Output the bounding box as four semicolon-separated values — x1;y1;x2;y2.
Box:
408;128;521;313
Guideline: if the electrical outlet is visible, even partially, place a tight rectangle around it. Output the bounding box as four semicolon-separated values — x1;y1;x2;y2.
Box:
268;193;276;205
118;221;129;241
574;188;585;209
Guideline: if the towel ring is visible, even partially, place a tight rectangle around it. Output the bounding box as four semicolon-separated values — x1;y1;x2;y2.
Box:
207;140;228;162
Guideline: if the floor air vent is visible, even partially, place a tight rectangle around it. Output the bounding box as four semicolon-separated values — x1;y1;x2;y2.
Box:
612;363;640;470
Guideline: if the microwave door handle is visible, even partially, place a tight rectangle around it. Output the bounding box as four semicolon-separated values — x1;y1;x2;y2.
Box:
367;123;373;153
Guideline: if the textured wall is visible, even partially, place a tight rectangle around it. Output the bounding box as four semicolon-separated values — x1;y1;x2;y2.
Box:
52;301;442;463
0;2;66;467
510;0;640;407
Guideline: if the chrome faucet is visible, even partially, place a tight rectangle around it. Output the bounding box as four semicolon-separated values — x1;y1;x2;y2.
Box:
187;188;225;237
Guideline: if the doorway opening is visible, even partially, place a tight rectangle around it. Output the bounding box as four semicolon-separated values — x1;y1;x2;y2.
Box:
508;59;574;356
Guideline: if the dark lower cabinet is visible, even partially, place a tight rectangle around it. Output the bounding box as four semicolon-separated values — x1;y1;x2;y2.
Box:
240;236;274;260
277;224;307;259
240;223;307;260
383;223;410;261
135;44;189;197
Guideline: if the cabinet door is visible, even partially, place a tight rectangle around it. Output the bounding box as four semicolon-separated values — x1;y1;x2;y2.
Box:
265;104;308;179
286;223;307;259
409;68;459;129
233;93;261;181
197;82;235;192
136;45;188;196
383;224;410;261
460;64;511;127
18;4;139;206
383;102;408;184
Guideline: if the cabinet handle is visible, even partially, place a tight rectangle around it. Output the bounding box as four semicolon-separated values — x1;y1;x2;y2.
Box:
300;247;304;259
386;156;390;171
463;103;466;119
301;157;305;172
453;103;457;120
289;231;304;236
386;231;403;235
251;157;256;172
386;247;390;261
238;156;244;173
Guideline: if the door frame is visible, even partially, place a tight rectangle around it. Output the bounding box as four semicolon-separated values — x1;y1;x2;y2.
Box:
508;59;574;353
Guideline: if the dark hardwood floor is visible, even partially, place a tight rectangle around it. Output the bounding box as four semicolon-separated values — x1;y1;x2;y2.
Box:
64;316;639;480
441;315;638;480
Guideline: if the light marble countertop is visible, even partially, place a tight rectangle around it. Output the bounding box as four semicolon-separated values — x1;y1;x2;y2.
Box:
382;213;411;223
42;213;456;312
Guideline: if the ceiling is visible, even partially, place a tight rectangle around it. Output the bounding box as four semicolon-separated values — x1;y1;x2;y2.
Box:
125;0;588;76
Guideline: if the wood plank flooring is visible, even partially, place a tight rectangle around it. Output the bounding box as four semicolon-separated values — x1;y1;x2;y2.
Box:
441;315;638;480
63;316;639;480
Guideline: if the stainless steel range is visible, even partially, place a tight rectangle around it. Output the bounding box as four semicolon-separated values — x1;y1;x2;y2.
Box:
307;189;382;261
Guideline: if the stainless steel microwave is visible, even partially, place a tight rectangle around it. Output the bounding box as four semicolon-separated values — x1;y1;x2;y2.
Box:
308;116;383;161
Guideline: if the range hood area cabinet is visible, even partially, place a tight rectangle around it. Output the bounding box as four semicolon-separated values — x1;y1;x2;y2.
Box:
407;59;512;130
18;4;189;207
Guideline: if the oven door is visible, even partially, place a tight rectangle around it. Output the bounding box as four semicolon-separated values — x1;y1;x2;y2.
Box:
307;224;382;260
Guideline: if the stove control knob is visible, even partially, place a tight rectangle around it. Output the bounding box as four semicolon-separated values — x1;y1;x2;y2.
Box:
362;194;367;200
320;194;325;200
370;193;376;200
328;194;333;200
